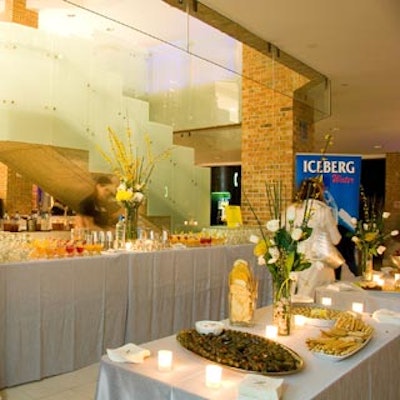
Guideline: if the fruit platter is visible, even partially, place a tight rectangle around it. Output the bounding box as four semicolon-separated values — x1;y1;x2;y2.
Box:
176;328;303;375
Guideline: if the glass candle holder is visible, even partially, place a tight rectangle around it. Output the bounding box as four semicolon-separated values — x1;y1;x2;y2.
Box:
157;350;173;372
205;365;222;389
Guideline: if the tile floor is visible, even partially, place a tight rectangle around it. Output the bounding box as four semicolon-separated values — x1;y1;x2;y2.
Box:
0;363;99;400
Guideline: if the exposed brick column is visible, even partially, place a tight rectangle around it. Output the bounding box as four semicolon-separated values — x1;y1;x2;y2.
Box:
0;0;38;28
241;45;315;224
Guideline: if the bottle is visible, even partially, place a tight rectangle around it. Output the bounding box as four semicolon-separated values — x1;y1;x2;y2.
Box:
114;215;125;249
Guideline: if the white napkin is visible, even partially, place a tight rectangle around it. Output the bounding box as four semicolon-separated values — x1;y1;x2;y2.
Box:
325;282;362;292
106;343;151;363
372;309;400;325
292;294;314;304
238;374;283;400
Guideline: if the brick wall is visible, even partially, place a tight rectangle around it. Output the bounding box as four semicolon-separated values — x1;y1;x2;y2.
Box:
5;168;34;215
0;0;38;27
241;45;314;225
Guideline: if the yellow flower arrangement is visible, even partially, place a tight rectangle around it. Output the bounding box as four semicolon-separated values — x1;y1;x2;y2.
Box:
98;126;172;208
98;125;172;240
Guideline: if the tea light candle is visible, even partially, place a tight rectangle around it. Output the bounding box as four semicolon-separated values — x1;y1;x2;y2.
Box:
125;241;133;251
265;325;278;339
372;273;381;283
395;273;400;282
157;350;173;372
294;314;307;327
352;302;364;313
321;297;332;306
377;278;385;287
205;364;222;389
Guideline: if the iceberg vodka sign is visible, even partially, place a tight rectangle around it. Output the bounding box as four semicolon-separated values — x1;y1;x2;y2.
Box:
295;154;362;231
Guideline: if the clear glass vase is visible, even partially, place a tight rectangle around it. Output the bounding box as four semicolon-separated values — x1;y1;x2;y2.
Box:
125;204;139;241
273;278;292;336
360;248;373;281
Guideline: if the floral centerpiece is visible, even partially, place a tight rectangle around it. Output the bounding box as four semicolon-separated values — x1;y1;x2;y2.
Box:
251;181;314;335
99;126;171;241
350;187;398;280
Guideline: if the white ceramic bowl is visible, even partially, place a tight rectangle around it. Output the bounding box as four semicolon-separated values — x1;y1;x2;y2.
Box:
195;320;225;335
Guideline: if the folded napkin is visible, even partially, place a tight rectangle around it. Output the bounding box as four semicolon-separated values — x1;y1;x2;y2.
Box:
292;295;314;304
107;343;151;363
372;309;400;325
238;374;283;400
325;282;362;292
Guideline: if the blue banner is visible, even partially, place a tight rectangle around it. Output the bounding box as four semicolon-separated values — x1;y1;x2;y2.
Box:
295;154;362;231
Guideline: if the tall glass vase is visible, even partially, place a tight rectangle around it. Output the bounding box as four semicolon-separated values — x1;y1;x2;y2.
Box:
360;248;373;281
125;204;139;241
273;277;292;336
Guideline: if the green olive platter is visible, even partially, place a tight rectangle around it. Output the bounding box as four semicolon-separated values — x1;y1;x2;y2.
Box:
176;328;304;375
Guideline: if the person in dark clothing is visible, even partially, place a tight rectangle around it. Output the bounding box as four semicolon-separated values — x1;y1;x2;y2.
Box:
335;225;358;279
76;176;118;230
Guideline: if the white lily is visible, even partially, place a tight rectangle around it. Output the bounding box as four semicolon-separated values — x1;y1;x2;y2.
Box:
266;219;280;232
377;245;386;255
291;227;303;241
391;230;399;236
382;212;390;219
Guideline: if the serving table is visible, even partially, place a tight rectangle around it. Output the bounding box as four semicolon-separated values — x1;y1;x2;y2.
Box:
315;285;400;313
0;244;270;389
95;306;400;400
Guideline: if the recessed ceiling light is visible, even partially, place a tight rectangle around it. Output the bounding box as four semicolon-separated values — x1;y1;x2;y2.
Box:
373;145;382;149
66;14;76;18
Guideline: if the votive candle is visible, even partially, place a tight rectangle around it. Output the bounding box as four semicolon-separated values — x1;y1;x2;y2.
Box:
294;314;307;327
321;297;332;306
372;274;381;283
158;350;173;372
205;364;222;389
265;325;278;339
352;302;364;313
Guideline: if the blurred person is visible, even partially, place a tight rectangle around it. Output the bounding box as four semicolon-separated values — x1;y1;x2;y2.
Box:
76;176;119;230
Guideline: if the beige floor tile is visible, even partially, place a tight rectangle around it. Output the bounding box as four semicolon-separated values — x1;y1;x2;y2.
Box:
0;363;99;400
41;389;90;400
0;386;33;400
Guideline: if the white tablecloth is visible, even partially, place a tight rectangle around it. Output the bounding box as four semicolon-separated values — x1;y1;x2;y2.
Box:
0;244;270;389
315;284;400;313
95;307;400;400
0;253;128;388
124;245;271;344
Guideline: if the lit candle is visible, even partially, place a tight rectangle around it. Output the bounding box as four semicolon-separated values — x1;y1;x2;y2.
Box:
321;297;332;306
157;350;173;372
125;241;133;251
352;302;364;313
265;325;278;339
294;314;307;327
372;274;381;283
377;278;385;287
205;364;222;389
395;273;400;282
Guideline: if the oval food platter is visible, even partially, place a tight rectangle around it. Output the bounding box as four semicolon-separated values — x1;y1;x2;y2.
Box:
292;304;343;327
305;312;374;362
310;335;372;362
176;328;304;376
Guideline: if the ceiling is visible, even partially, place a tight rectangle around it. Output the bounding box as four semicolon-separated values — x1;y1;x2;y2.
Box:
200;0;400;156
3;0;400;158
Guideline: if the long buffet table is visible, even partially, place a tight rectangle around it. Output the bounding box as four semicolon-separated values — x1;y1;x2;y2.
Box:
95;306;400;400
0;244;272;389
